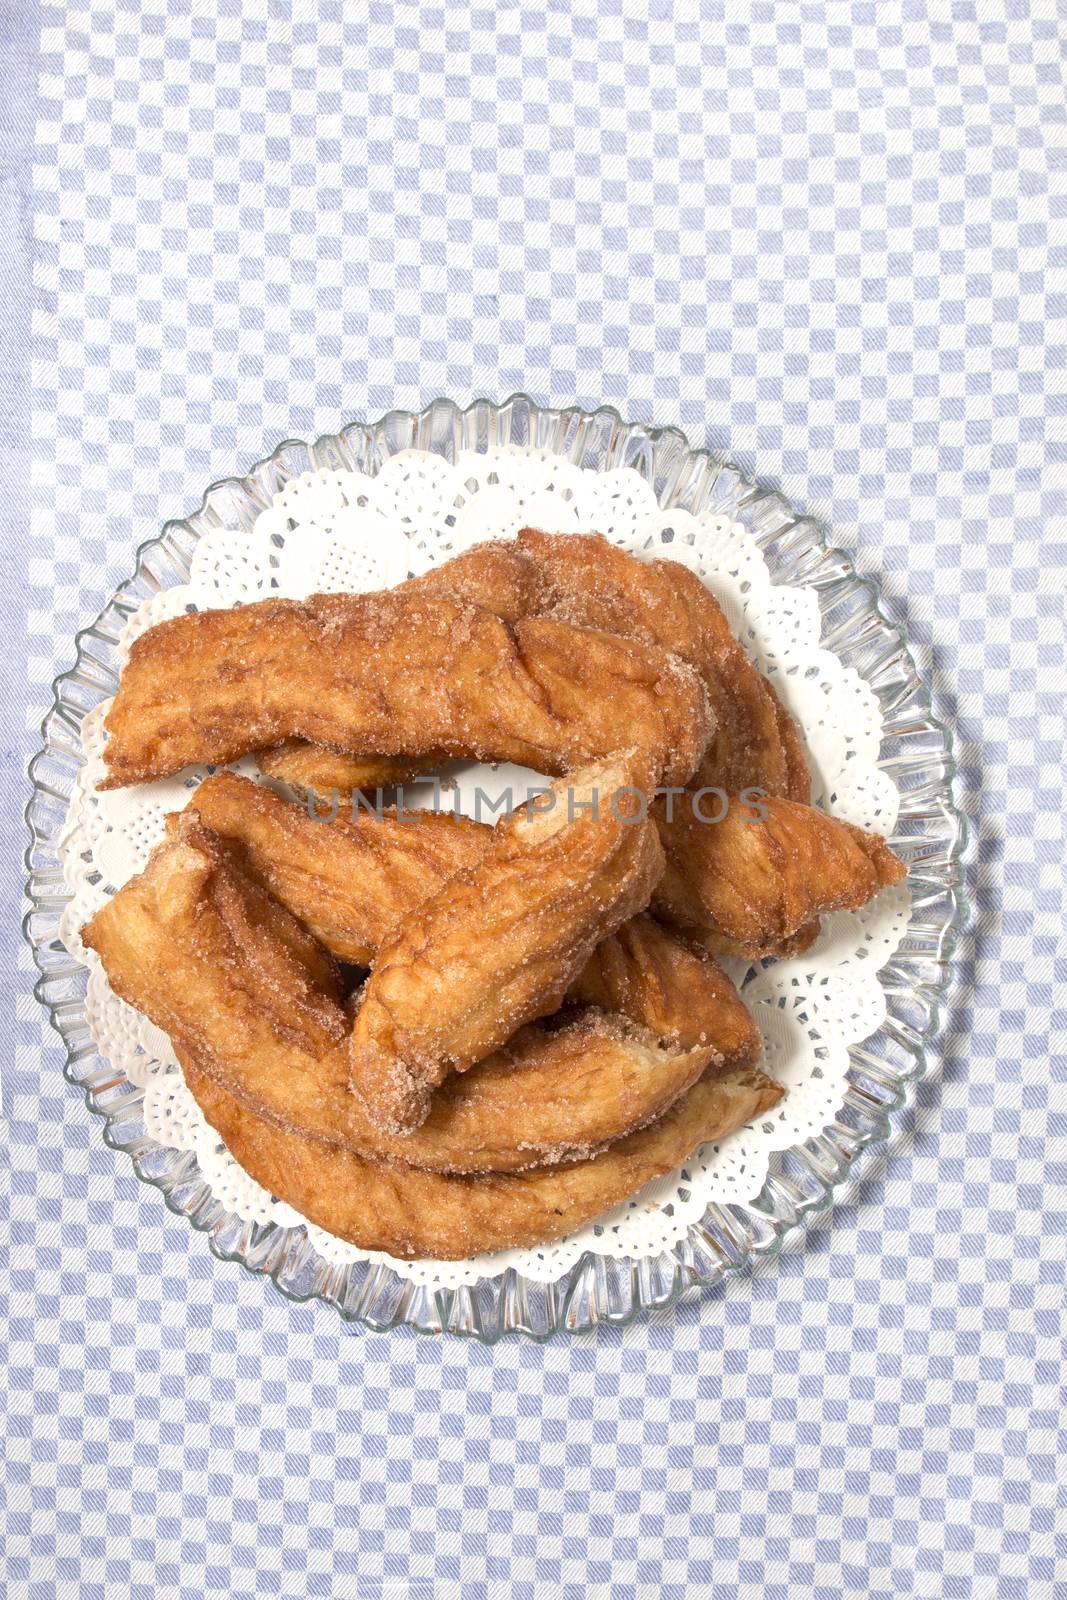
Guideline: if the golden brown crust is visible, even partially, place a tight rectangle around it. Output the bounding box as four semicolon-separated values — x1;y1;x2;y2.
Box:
182;1016;717;1177
651;794;907;959
257;741;446;795
82;817;719;1175
412;528;811;800
79;528;842;1257
184;770;489;965
405;536;537;620
184;772;762;1061
258;744;424;798
185;1059;785;1259
101;590;711;790
83;814;349;1054
568;914;763;1069
253;529;811;805
348;754;666;1133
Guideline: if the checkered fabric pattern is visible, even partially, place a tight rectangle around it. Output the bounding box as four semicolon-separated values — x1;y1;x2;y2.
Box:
5;1;1066;1595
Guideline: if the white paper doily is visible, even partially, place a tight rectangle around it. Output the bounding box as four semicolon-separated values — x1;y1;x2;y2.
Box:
58;448;909;1290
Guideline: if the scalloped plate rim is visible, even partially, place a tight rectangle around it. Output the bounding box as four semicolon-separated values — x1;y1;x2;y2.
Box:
23;393;970;1343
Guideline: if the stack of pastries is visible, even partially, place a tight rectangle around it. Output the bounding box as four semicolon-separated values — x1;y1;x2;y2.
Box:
83;529;906;1259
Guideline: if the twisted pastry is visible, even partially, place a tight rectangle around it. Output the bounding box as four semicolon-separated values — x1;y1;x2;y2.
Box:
651;794;907;959
257;528;810;802
180;772;763;1063
81;814;742;1177
101;590;711;789
185;1061;784;1260
348;753;666;1133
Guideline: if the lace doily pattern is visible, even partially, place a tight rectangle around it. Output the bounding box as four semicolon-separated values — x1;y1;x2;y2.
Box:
56;447;908;1292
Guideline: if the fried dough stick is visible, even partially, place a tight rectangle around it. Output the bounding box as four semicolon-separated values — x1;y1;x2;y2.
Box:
651;795;907;960
186;1061;784;1260
185;771;762;1066
567;917;762;1068
81;815;723;1174
258;529;810;801
183;771;492;964
349;754;666;1133
100;590;711;790
413;529;809;800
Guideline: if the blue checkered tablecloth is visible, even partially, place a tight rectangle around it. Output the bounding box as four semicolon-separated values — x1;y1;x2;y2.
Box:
4;2;1066;1595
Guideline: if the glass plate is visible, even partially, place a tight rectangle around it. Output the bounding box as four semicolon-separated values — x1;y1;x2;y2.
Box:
24;395;968;1342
